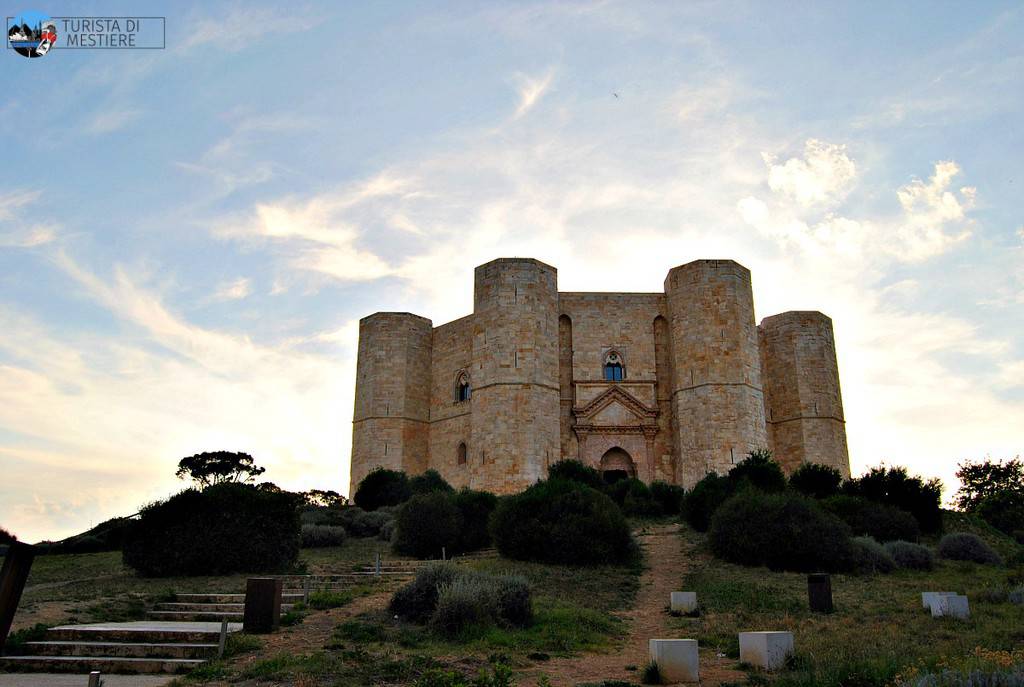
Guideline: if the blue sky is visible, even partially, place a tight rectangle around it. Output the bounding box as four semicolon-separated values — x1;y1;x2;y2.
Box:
1;1;1021;542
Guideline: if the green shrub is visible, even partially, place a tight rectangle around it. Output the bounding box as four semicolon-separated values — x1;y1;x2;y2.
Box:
390;563;461;623
391;565;532;638
884;540;935;570
3;623;49;655
789;463;843;499
641;661;662;684
452;488;498;552
849;536;896;573
843;466;943;534
379;519;396;542
937;532;1003;565
123;482;301;576
430;575;500;637
300;524;347;548
410;469;455;495
821;495;920;542
354;468;412;511
490;479;635;565
607;478;661;517
728;449;787;493
650;481;686;515
340;507;392;538
683;473;732;532
392;492;463;559
975;491;1024;541
708;490;853;572
547;459;605;490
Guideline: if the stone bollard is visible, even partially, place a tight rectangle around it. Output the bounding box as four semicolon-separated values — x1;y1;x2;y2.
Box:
0;542;36;654
931;594;970;620
921;592;956;611
649;639;699;683
670;592;698;614
243;577;283;633
739;631;794;670
87;671;102;687
807;573;833;613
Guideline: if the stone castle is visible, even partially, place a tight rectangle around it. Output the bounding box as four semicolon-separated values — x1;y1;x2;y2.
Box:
350;258;850;495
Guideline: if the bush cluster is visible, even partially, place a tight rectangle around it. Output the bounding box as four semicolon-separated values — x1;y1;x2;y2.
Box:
391;488;498;559
884;540;935;570
975;491;1024;544
789;463;843;499
410;469;455;495
937;532;1003;565
490;478;635;565
339;507;393;538
389;563;532;638
546;460;683;517
843;466;943;534
821;495;921;542
354;468;412;511
708;490;853;572
123;482;301;576
849;536;897;573
300;524;347;548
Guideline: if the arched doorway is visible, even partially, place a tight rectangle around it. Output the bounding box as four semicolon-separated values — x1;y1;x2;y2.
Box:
600;447;636;484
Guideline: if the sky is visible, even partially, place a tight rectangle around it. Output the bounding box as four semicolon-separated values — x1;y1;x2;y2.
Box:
1;1;1021;543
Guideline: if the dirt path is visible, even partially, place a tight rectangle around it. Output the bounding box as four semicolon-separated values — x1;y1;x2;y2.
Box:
517;523;745;686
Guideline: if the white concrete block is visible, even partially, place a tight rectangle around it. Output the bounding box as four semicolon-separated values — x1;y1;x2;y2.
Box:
931;594;970;619
739;631;794;671
921;592;955;611
670;591;698;614
649;638;699;683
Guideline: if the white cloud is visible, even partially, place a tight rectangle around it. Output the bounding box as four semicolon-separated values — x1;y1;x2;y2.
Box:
84;108;142;135
513;68;555;119
212;277;252;301
0;189;41;221
893;161;974;261
764;139;857;207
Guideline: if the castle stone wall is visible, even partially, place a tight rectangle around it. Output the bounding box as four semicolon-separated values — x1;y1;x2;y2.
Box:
349;257;849;496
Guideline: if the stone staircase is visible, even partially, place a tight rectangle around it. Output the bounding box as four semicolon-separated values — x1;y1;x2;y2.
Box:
0;554;493;675
0;621;238;674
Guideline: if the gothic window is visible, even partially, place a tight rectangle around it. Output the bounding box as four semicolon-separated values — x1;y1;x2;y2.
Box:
603;350;624;381
455;371;471;402
457;442;468;465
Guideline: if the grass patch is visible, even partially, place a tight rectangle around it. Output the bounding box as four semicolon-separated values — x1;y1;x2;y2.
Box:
678;524;1024;686
308;589;355;609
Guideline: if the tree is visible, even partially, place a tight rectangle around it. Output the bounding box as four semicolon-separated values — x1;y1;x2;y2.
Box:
728;449;787;493
790;463;843;499
175;451;266;489
954;457;1024;511
353;468;412;511
0;526;16;545
303;489;346;507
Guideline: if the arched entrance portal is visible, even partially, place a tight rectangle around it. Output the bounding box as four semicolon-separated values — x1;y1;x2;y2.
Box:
600;447;636;484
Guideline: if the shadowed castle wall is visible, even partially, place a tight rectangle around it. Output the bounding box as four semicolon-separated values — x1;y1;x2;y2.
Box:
350;312;432;495
428;314;474;488
759;311;850;477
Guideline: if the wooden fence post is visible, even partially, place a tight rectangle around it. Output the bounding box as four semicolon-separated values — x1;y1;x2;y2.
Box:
0;542;36;654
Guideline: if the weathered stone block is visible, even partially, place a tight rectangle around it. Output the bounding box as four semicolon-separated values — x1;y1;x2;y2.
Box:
921;591;956;611
739;631;794;670
649;638;699;683
670;591;698;614
931;594;970;619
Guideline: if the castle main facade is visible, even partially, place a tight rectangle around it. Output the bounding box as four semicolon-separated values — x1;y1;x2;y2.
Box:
350;258;850;495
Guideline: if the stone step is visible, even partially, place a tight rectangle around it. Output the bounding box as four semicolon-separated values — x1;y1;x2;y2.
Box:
147;611;244;622
47;621;239;644
174;593;303;604
24;640;218;659
153;602;295;613
0;655;205;674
